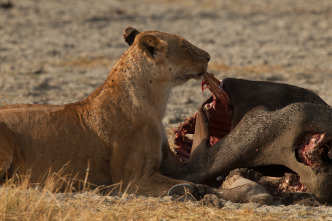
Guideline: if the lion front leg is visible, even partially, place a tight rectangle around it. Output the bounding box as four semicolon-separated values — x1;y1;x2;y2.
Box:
108;125;212;199
135;171;225;202
0;123;17;181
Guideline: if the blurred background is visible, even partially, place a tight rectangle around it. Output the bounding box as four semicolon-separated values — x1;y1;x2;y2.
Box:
0;0;331;125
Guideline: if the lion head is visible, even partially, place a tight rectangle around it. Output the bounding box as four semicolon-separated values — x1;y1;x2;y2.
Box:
123;27;210;86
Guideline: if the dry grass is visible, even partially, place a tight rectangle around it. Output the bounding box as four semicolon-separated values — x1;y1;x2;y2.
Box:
0;172;305;221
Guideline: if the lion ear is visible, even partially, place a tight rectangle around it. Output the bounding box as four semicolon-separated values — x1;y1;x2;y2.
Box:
123;27;140;46
137;34;168;60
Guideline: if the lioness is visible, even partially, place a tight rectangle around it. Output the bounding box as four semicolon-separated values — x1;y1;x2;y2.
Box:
0;27;210;196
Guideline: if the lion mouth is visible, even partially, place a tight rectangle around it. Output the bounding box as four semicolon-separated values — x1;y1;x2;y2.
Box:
196;72;205;78
173;72;332;197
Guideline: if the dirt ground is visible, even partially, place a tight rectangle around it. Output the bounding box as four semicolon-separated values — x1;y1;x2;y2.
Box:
0;0;332;219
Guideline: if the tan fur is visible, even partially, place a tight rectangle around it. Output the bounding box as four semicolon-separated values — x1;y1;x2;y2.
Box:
0;28;210;196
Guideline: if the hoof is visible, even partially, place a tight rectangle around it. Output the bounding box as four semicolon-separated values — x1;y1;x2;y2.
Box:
219;177;273;205
249;192;273;205
168;183;206;201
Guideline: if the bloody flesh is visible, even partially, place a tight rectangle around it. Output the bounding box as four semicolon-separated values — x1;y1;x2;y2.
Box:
173;73;232;161
296;133;332;169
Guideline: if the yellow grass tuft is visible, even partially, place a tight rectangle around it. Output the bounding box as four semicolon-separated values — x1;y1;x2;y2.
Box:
0;171;308;220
